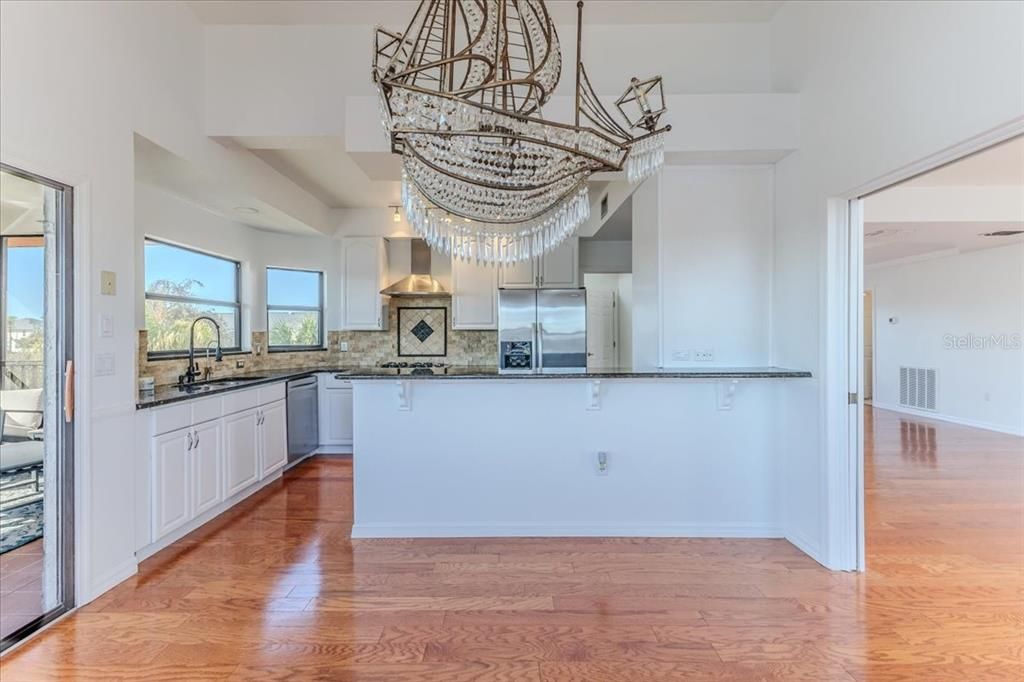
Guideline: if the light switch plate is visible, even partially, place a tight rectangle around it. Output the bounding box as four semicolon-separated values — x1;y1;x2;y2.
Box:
100;270;116;296
100;315;114;337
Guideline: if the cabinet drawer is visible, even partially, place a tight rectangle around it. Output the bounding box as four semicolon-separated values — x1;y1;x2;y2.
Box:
222;387;259;415
152;402;190;435
258;382;286;405
191;395;222;424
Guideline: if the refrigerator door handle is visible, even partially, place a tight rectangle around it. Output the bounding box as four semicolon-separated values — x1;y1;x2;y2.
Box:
536;321;543;372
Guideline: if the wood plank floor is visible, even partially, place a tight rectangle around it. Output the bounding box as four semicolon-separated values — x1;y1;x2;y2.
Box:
1;406;1022;680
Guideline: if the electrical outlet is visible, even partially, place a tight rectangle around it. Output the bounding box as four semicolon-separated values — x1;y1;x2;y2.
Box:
235;360;246;369
694;349;714;362
595;451;609;475
339;341;349;352
100;270;116;296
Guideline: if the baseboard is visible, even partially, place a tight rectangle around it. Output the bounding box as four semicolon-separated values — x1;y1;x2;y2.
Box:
785;529;830;570
351;522;783;539
136;471;281;561
83;557;138;604
871;402;1024;436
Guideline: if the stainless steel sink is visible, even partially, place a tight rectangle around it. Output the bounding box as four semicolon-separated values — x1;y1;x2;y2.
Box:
178;376;269;393
206;376;267;385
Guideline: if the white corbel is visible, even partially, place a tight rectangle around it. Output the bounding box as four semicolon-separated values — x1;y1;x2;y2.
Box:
586;380;602;410
716;379;739;410
397;380;411;410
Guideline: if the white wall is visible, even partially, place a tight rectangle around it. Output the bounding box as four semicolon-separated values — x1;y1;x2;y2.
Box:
769;1;1024;564
0;0;208;602
580;240;632;274
659;166;774;367
135;183;343;337
866;244;1024;435
630;175;661;369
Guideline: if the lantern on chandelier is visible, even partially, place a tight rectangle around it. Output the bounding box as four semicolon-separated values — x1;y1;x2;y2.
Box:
372;0;670;265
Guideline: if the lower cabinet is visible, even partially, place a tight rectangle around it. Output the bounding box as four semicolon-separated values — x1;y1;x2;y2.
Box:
320;386;354;447
192;420;223;517
152;428;192;538
259;399;288;477
146;383;293;552
223;408;259;498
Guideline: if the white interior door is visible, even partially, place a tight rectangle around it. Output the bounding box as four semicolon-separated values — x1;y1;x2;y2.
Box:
586;287;617;369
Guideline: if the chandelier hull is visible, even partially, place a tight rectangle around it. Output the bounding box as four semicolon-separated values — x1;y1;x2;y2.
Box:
373;0;670;265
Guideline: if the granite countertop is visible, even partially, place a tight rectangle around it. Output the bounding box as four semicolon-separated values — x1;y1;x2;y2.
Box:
137;366;812;410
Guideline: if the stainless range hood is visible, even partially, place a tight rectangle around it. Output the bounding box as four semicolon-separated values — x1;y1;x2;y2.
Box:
380;238;449;297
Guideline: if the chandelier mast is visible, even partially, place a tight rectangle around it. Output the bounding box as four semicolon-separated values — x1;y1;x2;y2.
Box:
373;0;670;265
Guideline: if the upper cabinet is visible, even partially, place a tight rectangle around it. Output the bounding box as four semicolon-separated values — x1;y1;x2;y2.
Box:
451;257;499;330
498;238;578;289
342;237;390;330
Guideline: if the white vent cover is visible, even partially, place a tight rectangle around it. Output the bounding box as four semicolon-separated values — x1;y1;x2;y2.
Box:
900;367;937;411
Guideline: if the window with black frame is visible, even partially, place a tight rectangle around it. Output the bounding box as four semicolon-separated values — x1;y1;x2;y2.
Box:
144;239;241;356
266;267;324;351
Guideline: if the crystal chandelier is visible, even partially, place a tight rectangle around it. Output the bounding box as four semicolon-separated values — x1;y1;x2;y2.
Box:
373;0;670;265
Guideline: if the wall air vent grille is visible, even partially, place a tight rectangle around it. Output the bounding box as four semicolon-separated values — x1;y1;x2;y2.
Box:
899;367;937;411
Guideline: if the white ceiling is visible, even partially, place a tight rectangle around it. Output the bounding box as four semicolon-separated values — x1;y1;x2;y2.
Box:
864;221;1024;266
189;1;784;26
903;135;1024;187
134;136;323;236
866;136;1024;266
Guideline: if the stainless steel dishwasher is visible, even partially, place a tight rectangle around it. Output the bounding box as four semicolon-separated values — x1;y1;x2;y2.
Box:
286;376;319;466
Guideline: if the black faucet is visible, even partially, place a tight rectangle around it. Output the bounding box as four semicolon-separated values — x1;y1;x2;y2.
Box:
179;316;223;385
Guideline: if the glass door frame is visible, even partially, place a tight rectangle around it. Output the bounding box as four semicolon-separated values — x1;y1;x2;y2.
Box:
0;163;75;651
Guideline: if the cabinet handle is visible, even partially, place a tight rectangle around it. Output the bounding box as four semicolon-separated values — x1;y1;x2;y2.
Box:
187;431;193;450
194;430;200;448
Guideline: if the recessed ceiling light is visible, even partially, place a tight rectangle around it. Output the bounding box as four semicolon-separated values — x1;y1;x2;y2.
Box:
234;206;259;215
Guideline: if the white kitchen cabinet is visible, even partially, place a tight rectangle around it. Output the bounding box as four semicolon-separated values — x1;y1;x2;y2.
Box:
497;256;536;289
320;389;354;447
259;399;288;477
343;237;390;330
191;420;223;517
141;381;294;560
498;238;577;289
540;238;578;288
152;427;191;538
223;408;259;498
451;257;499;329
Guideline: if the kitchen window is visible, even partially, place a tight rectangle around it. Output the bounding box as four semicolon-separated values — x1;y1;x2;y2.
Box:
144;238;241;356
267;267;324;351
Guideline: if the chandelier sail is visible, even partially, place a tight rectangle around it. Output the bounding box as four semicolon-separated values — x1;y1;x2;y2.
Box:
373;0;670;265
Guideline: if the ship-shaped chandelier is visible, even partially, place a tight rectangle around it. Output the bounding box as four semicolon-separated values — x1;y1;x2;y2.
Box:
373;0;670;265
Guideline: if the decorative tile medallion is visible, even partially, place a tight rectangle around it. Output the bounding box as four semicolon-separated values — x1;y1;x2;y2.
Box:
398;306;447;357
410;319;434;343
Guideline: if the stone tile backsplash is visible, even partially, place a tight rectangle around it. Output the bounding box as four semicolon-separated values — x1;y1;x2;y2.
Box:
138;296;496;387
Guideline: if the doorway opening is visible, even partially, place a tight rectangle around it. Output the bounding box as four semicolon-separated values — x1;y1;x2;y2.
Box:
857;135;1023;572
0;164;75;649
581;195;634;371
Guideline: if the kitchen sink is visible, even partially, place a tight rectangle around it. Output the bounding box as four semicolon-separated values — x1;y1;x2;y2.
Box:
206;376;267;384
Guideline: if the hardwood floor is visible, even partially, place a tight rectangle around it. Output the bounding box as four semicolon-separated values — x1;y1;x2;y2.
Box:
1;407;1022;680
0;539;44;640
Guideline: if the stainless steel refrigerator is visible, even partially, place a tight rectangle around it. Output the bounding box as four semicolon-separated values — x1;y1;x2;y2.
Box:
498;288;587;374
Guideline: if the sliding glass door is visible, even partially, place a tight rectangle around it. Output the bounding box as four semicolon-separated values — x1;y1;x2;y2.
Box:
0;164;74;649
